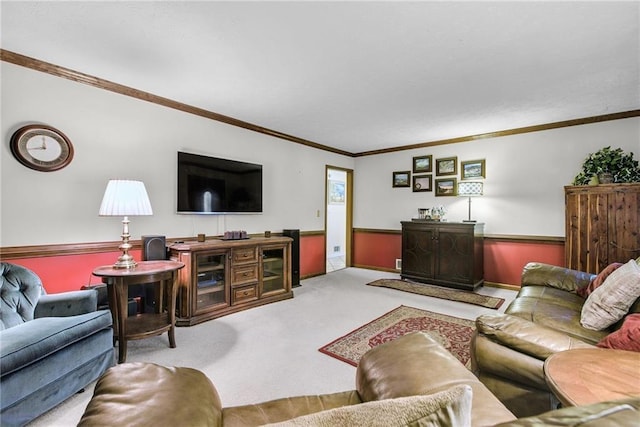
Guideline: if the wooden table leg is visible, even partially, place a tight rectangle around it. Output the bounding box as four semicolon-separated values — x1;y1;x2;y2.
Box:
115;280;128;363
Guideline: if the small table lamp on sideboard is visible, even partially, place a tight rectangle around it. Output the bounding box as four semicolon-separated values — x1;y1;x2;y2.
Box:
99;179;153;269
458;181;483;222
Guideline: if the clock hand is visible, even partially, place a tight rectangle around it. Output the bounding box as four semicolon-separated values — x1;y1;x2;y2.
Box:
27;136;47;150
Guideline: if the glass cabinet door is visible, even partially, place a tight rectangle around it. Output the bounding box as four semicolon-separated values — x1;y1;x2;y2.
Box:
195;252;228;312
261;246;286;295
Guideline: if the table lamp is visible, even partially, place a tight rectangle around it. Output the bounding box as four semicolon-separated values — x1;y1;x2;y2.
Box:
457;181;483;222
99;180;153;268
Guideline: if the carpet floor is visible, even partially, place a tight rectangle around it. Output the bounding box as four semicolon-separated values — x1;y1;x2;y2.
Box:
27;268;517;427
367;278;505;309
319;305;475;368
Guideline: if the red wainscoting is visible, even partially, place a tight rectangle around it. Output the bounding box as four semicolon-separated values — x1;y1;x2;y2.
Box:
351;230;565;287
483;239;565;286
353;231;402;271
300;233;325;278
8;250;141;294
3;231;565;293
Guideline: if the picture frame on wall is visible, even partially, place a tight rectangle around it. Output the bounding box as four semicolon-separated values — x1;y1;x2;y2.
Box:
436;156;457;176
413;174;432;192
461;159;486;180
328;180;345;204
392;171;411;187
435;178;457;196
413;155;433;173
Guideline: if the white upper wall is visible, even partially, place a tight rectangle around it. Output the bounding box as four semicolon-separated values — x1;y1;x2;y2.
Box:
354;118;640;236
1;62;639;246
0;62;354;246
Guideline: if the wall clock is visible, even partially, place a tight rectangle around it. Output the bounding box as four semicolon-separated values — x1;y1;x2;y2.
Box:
10;124;74;172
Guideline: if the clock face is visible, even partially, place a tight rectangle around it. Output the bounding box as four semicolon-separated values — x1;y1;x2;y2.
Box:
10;125;74;172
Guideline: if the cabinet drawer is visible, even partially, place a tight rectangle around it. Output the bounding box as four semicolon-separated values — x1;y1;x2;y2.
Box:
231;264;259;285
232;247;259;264
232;284;258;304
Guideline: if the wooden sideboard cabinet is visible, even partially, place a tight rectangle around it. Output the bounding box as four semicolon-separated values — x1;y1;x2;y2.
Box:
169;236;292;326
565;183;640;274
401;220;484;290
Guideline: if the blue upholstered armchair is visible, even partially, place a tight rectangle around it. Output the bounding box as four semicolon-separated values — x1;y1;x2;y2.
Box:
0;262;115;426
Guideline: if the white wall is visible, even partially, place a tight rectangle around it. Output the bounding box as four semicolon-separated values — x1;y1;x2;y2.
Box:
2;62;639;247
354;118;640;236
0;63;354;246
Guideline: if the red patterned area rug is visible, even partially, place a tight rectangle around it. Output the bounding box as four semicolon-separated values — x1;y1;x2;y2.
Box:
367;278;504;309
319;305;475;368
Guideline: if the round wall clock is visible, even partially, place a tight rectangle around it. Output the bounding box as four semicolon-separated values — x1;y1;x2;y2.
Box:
10;124;74;172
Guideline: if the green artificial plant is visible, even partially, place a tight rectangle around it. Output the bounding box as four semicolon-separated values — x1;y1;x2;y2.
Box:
573;146;640;185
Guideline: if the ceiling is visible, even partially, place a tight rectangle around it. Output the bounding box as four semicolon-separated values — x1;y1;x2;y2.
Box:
2;1;639;155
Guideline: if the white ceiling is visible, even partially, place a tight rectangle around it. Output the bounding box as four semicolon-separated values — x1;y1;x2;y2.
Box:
2;1;639;155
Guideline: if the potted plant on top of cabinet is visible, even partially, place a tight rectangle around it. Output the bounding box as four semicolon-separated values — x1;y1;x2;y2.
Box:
573;146;640;185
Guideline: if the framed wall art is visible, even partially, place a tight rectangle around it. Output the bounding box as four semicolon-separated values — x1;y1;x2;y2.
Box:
393;171;411;187
413;155;433;173
328;180;345;204
461;159;486;180
412;174;432;192
436;156;457;176
435;178;457;196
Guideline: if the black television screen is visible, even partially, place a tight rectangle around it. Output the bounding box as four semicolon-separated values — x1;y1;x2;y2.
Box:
177;151;263;214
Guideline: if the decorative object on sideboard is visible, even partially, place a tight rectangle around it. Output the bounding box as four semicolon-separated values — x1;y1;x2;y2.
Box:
222;230;248;240
458;181;484;222
573;146;640;185
10;124;74;172
99;180;153;269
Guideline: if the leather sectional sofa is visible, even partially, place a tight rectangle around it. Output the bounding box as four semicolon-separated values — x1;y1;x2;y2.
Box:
78;331;640;426
472;261;640;418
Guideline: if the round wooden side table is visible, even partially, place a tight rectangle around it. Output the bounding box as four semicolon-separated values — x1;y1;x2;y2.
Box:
544;348;640;407
93;260;184;363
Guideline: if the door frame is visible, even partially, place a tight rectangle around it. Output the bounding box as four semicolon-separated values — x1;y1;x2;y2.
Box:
325;165;353;271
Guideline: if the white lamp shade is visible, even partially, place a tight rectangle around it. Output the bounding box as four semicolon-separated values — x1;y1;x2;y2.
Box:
99;180;153;216
458;181;484;197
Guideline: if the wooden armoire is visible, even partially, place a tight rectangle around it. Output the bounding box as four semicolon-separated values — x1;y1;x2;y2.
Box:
565;183;640;274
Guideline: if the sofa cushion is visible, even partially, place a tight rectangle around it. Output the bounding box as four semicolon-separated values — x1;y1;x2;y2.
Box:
0;263;43;330
0;310;112;376
597;313;640;351
79;363;222;427
222;391;362;426
576;262;624;298
581;259;640;330
263;385;473;427
506;289;608;345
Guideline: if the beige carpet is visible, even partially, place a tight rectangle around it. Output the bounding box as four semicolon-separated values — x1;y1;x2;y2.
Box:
319;305;475;368
367;278;505;309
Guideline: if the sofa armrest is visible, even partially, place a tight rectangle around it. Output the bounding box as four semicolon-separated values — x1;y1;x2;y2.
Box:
476;314;594;360
35;289;97;318
521;262;594;294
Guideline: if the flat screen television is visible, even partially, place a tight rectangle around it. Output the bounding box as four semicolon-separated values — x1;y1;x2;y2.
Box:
177;151;263;214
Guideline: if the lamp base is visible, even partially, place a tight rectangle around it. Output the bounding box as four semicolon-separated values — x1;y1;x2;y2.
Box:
113;255;137;269
463;219;477;223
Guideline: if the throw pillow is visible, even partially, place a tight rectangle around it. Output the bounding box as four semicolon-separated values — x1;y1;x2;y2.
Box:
262;384;472;427
577;262;624;298
597;313;640;352
581;260;640;331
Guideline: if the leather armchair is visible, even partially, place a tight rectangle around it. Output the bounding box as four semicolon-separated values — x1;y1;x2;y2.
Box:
0;262;115;426
471;262;640;418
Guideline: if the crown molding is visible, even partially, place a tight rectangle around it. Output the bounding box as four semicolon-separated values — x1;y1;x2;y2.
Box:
2;49;638;158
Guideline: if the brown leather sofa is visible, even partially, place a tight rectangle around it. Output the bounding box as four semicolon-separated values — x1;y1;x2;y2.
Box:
78;330;640;426
79;332;516;426
472;262;640;418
